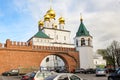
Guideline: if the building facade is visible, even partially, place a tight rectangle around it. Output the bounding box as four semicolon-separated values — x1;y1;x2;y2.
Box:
93;53;106;68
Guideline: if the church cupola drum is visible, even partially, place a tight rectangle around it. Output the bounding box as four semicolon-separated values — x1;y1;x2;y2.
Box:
59;17;65;29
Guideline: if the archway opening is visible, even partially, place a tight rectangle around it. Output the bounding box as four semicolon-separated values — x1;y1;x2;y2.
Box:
40;55;67;72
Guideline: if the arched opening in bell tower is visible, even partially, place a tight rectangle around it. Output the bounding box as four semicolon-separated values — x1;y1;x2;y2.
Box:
81;38;85;46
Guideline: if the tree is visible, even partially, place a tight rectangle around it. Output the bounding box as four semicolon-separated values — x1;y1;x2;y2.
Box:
98;40;120;69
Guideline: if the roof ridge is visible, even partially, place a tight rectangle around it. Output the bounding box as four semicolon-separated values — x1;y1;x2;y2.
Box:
34;30;50;38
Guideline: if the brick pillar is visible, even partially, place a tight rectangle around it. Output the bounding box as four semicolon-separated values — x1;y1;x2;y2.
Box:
0;43;2;48
28;41;33;49
28;41;32;46
6;39;11;48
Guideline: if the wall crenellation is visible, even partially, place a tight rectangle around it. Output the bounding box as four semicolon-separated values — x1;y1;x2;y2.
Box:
0;39;32;50
11;41;28;46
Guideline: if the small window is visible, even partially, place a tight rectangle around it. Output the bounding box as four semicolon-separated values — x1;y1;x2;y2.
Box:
96;61;97;64
37;39;39;42
64;36;66;40
48;34;50;37
46;57;49;62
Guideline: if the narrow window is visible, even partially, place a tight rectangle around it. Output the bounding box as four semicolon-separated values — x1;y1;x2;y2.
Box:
37;39;39;42
88;38;90;46
64;36;66;40
76;40;78;47
81;38;85;46
56;35;58;40
48;34;50;37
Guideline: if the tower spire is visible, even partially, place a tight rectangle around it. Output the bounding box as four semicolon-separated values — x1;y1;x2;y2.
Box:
80;13;83;22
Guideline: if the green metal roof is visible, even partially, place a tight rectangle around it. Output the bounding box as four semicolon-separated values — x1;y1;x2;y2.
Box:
76;20;90;37
34;30;50;38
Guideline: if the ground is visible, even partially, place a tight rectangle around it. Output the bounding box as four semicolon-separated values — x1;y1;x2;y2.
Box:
0;73;108;80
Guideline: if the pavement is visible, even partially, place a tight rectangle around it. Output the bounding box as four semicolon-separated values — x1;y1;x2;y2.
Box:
0;76;21;80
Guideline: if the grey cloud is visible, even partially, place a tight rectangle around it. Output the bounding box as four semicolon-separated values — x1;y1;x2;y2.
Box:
98;33;118;42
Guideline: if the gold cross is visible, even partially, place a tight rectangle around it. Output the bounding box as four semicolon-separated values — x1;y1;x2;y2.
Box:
50;0;52;8
80;13;83;21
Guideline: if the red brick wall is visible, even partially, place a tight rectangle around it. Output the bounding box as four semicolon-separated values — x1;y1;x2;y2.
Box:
0;39;79;74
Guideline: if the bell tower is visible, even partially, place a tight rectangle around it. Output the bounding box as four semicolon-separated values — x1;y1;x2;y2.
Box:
74;16;94;69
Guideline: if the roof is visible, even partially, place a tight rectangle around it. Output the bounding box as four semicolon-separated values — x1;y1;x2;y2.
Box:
76;20;90;37
44;27;70;32
34;30;50;38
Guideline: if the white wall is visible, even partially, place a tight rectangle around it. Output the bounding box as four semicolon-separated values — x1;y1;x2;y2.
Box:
32;37;74;48
43;28;71;44
79;47;94;69
32;38;52;46
93;55;106;68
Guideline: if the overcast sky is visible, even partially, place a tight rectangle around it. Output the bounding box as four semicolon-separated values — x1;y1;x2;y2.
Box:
0;0;120;51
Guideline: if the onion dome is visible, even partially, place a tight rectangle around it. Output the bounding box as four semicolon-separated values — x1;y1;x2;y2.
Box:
59;17;65;24
44;14;50;21
38;20;44;26
47;8;56;19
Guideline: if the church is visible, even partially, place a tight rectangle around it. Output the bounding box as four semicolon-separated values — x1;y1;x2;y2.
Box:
0;5;94;73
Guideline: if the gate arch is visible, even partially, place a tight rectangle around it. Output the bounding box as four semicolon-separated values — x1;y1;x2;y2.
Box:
39;52;79;72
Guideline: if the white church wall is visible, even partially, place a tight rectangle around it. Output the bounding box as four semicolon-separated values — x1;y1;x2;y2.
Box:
79;47;94;69
43;28;71;44
32;37;74;48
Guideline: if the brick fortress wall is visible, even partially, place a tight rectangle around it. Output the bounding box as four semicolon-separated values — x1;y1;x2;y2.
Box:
0;39;79;74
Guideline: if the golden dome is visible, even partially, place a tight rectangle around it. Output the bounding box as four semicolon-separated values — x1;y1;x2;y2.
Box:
47;8;56;19
44;14;50;21
38;20;44;26
59;17;65;24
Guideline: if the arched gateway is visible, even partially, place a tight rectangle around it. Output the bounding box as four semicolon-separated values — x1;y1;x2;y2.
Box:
40;52;79;72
